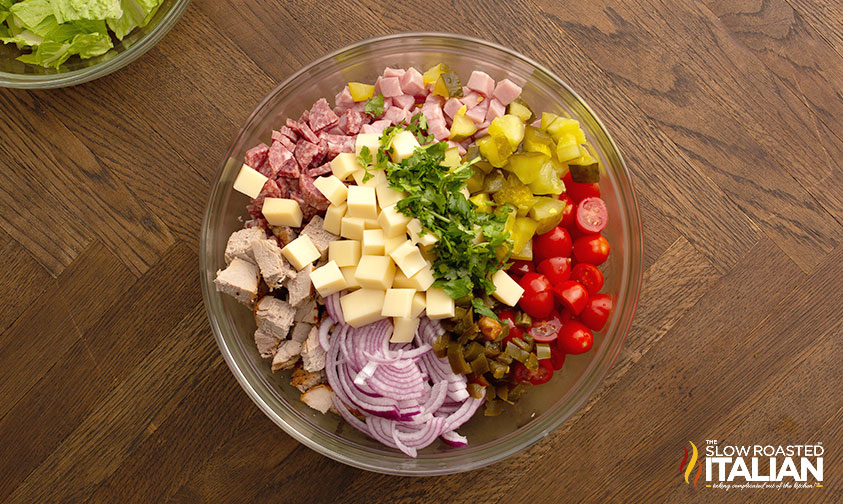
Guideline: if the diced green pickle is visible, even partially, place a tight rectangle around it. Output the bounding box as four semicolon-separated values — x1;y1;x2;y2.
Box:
529;197;565;234
484;400;504;416
469;192;492;213
506;152;548;185
433;71;464;98
465;166;486;193
569;161;600;183
470;354;490;375
528;160;565;195
523;125;555;158
508;98;535;122
488;114;526;149
482;170;505;193
476;135;515;168
510;217;538;259
493;176;536;216
447;341;472;374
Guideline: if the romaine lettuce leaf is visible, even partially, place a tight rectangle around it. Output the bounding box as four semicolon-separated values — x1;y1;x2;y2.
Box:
106;0;159;40
50;0;122;24
9;0;51;28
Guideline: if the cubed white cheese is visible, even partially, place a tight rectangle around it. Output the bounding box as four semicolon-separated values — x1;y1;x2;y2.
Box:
351;168;386;188
384;234;408;255
262;198;302;227
410;292;426;318
376;183;406;210
233;164;268;199
354;255;396;290
389;130;420;162
310;260;348;296
340;266;360;289
390;317;420;343
355;133;381;157
394;263;435;291
425;287;455;320
330;152;361;180
323;203;347;235
388;240;426;278
340;288;386;328
378;204;412;238
340;216;366;240
346;185;378;220
328;240;361;268
362;229;386;255
407;218;438;247
281;235;321;270
363;218;381;229
313;175;348;206
381;288;416;318
491;269;525;306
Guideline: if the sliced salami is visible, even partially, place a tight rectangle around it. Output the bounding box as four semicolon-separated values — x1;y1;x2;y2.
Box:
297;173;330;210
307;163;333;177
245;143;270;173
294;140;320;169
308;98;339;132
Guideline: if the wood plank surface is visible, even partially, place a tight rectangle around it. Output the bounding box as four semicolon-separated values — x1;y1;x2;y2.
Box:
0;0;839;502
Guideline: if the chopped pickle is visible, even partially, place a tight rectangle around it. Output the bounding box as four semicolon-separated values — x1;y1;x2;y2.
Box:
511;238;533;260
569;161;600;183
508;98;535;122
496;384;510;402
473;160;494;174
488;114;526;149
466;382;485;399
442;147;462;169
536;343;552;360
484;340;502;357
546;116;580;140
528;160;565;195
476;134;515;168
514;312;532;328
525;352;539;370
505;341;530;363
484;400;504;416
510;217;538;255
513;337;533;352
496;351;513;365
529;197;565;234
465;166;486;193
470;192;492;213
555;133;581;163
485;385;497;401
422;63;450;85
482;169;505;193
447;341;472;374
470;354;490;375
493;176;536;216
464;144;481;161
348;82;375;102
489;360;509;379
506;152;548;185
433;334;449;358
523;125;555;158
540;112;560;131
509;383;531;401
464;341;484;361
449;112;477;141
433;71;464;98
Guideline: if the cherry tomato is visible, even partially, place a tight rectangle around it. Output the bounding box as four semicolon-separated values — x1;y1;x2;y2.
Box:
563;173;601;202
533;226;572;262
508;260;535;278
558;307;575;324
557;320;594;355
499;309;517;328
558;193;576;228
512;360;554;385
528;312;563;342
580;294;613;331
549;346;566;370
573;234;610;265
552;280;590;315
503;325;525;346
575;197;609;234
570;263;604;295
536;257;571;285
518;272;552;296
519;291;555;319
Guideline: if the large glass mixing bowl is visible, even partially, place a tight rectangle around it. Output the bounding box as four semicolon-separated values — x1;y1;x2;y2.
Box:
201;32;643;476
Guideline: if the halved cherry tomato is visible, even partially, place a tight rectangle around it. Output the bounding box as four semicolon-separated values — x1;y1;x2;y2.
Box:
580;294;613;331
508;260;535;278
528;312;563;342
558;193;576;228
536;257;571;285
570;263;604;295
575;197;609;234
519;291;554;319
558;307;575;324
519;272;552;296
563;173;601;202
512;360;554;385
552;280;590;314
503;325;525;346
557;320;594;355
573;234;610;265
549;346;566;370
533;226;572;262
499;309;517;329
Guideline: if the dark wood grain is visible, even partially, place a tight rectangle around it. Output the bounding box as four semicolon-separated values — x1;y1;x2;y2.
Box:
0;0;840;502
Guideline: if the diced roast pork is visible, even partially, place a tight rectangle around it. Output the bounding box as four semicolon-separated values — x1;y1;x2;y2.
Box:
286;264;313;307
290;365;326;392
301;325;327;372
255;296;296;340
300;216;338;258
214;257;260;305
294;299;319;325
272;340;302;371
300;385;334;414
251;239;296;289
254;327;280;358
271;226;297;246
224;227;266;264
290;322;313;343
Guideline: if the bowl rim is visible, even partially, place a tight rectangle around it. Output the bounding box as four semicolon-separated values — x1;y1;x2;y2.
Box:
200;31;644;476
0;0;192;89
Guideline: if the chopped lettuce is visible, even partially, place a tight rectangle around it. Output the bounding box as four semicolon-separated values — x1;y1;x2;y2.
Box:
50;0;122;24
107;0;159;40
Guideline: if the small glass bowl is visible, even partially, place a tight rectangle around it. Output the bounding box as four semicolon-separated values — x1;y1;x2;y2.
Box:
0;0;191;89
200;32;643;476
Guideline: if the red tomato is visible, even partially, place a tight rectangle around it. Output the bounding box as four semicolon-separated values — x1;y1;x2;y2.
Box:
536;257;572;285
558;307;575;324
518;272;552;296
573;234;610;265
558;193;576;228
575;197;609;234
563;173;601;202
528;312;563;342
570;263;604;295
512;360;554;385
519;291;555;319
580;294;613;331
503;325;525;345
557;320;594;355
552;280;590;314
549;346;566;370
533;226;572;262
508;260;535;278
499;309;517;329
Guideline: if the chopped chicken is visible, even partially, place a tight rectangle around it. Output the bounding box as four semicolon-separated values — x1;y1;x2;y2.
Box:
290;322;313;343
224;227;266;264
271;340;302;372
286;263;312;307
214;257;260;305
251;239;296;290
254;296;296;340
254;327;279;359
294;299;319;325
290;365;326;393
301;326;327;372
301;216;338;258
300;384;335;414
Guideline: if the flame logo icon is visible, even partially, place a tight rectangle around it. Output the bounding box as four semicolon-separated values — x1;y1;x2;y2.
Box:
679;441;703;487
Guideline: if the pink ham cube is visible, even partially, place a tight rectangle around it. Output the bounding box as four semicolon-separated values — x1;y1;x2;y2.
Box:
400;67;425;96
393;94;415;110
466;71;495;98
485;98;506;123
493;78;522;105
335;86;355;108
443;98;464;118
461;91;484;110
383;106;406;125
383;67;406;79
379;77;403;97
465;98;489;124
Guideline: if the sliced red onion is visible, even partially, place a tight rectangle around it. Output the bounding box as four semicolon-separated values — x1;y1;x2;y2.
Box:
318;320;335;353
324;293;345;325
353;361;378;385
441;430;468;447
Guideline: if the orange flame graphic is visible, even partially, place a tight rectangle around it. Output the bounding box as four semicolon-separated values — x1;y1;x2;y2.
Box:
693;458;703;488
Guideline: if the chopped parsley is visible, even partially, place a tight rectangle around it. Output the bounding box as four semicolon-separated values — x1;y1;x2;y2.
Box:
363;93;385;117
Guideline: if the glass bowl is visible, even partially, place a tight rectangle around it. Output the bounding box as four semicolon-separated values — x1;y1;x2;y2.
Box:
201;32;643;476
0;0;191;89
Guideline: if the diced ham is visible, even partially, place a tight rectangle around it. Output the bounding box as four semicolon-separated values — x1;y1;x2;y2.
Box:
308;98;339;132
424;93;445;107
383;67;406;79
443;98;464;118
392;94;415;110
447;140;467;156
335;86;355;109
476;126;490;137
493;78;522;106
307;163;333;177
400;67;425;96
383;106;406;125
245;143;270;173
298;173;331;210
362;119;391;134
466;70;495;97
461;91;484;110
485;98;506;123
372;76;382;96
466;98;489;124
269;141;299;178
294;140;320;169
429;120;450;141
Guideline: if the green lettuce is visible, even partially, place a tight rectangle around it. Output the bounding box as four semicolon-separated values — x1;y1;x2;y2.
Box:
9;0;51;27
106;0;159;40
50;0;122;24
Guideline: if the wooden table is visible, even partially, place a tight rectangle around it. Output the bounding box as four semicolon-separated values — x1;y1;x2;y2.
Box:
1;0;840;502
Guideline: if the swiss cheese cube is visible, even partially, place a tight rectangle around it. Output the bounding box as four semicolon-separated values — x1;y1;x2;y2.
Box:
410;292;426;318
281;235;321;270
233;164;268;199
354;255;395;290
389;240;426;278
340;216;366;240
426;288;455;319
363;217;381;229
355;133;380;157
352;168;387;188
389;130;421;162
324;203;347;235
310;260;348;296
491;269;525;306
384;234;407;255
313;175;348;206
394;263;435;291
378;204;412;238
407;218;438;247
362;229;386;255
381;288;416;318
390;316;420;343
262;198;302;227
341;266;360;289
328;240;361;268
331;152;361;180
376;183;406;209
346;185;378;219
340;288;386;328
